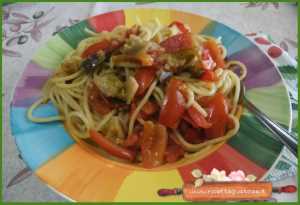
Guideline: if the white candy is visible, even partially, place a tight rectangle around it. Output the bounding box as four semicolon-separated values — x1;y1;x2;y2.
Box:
203;174;214;182
210;168;228;181
194;178;204;187
191;169;202;178
245;174;257;182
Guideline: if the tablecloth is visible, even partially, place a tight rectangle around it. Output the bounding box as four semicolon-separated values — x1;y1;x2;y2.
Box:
2;2;298;202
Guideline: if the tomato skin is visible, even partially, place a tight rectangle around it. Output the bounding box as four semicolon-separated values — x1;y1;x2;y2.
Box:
203;39;225;68
160;32;194;53
184;128;205;144
165;143;185;163
81;39;124;58
141;122;168;168
165;133;185;163
204;92;229;139
200;70;218;81
81;40;111;58
182;113;199;128
123;133;139;147
89;130;135;161
202;49;210;60
168;21;189;33
187;106;212;128
159;79;186;129
196;49;216;70
141;101;159;117
135;67;157;96
197;96;212;107
88;83;113;115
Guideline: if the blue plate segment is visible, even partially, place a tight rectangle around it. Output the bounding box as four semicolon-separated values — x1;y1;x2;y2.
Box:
10;106;75;170
201;22;254;56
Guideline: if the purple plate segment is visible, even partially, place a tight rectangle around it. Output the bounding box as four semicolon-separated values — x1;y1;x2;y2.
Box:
227;46;282;90
12;61;52;108
13;92;41;107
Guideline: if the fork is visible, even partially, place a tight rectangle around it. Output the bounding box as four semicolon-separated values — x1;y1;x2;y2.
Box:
240;83;298;156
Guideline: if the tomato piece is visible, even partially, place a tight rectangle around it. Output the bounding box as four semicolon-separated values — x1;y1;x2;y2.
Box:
160;32;194;53
168;21;189;33
182;113;199;128
88;83;113;115
165;143;185;163
89;130;135;161
203;39;225;68
137;52;154;66
200;70;218;81
123;133;139;147
159;79;186;129
141;101;159;116
187;106;212;128
141;122;168;168
179;120;190;134
202;49;210;60
199;49;216;70
205;92;229;139
141;121;156;167
135;67;157;96
81;40;111;58
184;128;205;144
81;39;124;58
197;96;212;107
147;49;165;67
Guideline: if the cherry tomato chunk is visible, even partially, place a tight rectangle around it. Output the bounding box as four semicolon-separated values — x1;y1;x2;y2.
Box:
160;32;194;53
89;130;135;161
159;79;186;129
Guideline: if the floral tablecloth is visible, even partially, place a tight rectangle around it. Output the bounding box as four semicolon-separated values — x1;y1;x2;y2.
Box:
3;2;297;202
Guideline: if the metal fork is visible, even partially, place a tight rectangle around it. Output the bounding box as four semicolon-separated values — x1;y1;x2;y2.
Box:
240;83;298;156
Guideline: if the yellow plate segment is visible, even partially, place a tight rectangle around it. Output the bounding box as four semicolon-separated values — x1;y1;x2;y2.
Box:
114;169;185;202
124;8;171;27
124;8;211;33
170;9;211;33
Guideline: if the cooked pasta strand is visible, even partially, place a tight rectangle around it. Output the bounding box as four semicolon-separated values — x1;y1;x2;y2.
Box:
26;19;246;167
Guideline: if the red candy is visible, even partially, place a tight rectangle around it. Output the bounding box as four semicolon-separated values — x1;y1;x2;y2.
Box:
280;185;297;193
254;37;271;45
268;46;283;58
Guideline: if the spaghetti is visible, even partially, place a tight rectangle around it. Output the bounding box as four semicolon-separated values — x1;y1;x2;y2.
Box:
27;20;247;168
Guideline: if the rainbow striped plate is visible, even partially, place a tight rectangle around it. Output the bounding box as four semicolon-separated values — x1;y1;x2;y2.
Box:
10;9;291;202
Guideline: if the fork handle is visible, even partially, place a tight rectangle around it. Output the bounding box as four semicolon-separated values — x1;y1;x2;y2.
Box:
244;98;298;156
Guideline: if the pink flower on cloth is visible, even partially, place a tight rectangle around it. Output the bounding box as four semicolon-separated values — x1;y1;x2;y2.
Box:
228;170;246;181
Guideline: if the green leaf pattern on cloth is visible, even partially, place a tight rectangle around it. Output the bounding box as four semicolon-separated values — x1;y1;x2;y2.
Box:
275;160;291;171
263;147;297;182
